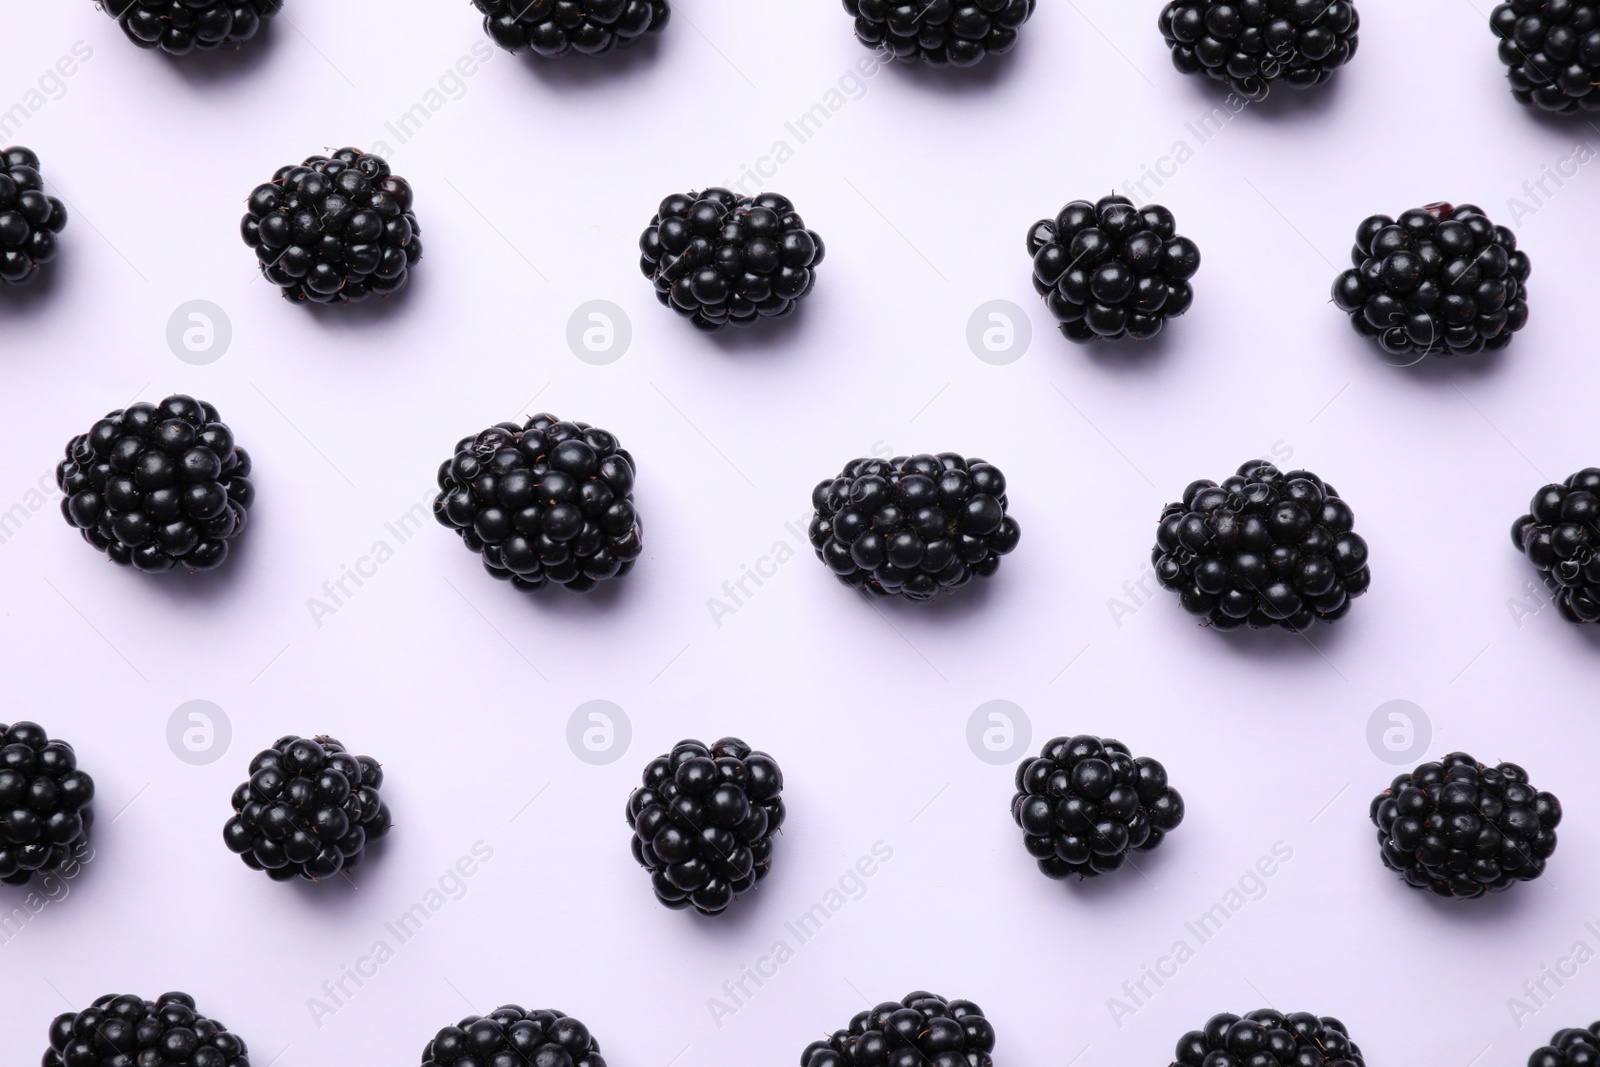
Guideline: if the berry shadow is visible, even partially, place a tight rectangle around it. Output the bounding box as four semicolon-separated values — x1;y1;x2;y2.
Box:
1193;613;1355;669
514;566;640;617
516;36;665;89
857;574;1000;622
1411;881;1537;924
1076;327;1179;375
297;270;422;330
1247;74;1346;121
128;525;256;604
700;303;817;359
1335;327;1512;383
1062;840;1182;902
0;267;61;320
284;841;391;908
884;49;1025;95
159;26;281;85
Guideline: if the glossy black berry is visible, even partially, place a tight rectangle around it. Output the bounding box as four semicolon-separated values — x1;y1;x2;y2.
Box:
639;188;825;331
1371;751;1561;898
473;0;669;55
810;453;1020;601
421;1007;603;1067
241;148;422;305
0;722;93;886
1512;468;1600;623
433;414;642;593
1172;1011;1364;1067
0;146;66;287
46;992;249;1067
1154;459;1369;632
1530;1024;1600;1067
802;992;995;1067
1332;202;1529;361
101;0;280;54
1491;0;1600;112
56;394;253;574
1158;0;1359;101
843;0;1035;66
1029;195;1199;343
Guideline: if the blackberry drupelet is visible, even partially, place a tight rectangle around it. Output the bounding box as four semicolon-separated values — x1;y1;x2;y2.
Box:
1370;751;1561;898
1158;0;1360;101
1028;195;1200;343
433;414;642;593
801;992;995;1067
1154;460;1369;632
46;992;249;1067
1333;202;1529;361
809;453;1020;601
0;721;93;886
472;0;670;56
421;1007;604;1067
1172;1011;1364;1067
626;737;785;915
0;146;66;286
1011;734;1183;879
1512;468;1600;623
101;0;281;55
639;188;825;331
1491;1;1600;113
57;394;253;574
1530;1025;1600;1067
842;0;1035;66
223;734;391;882
241;148;422;305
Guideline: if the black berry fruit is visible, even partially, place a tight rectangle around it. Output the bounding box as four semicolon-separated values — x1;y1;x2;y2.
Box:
46;993;249;1067
473;0;669;56
1332;202;1529;361
1491;1;1600;113
1028;195;1199;343
639;188;825;331
433;414;642;593
0;722;93;886
1158;0;1360;101
1154;460;1369;632
0;146;66;287
57;394;253;574
1530;1025;1600;1067
1512;468;1600;623
102;0;280;54
1172;1011;1364;1067
1370;751;1560;899
843;0;1035;66
422;1007;603;1067
1011;734;1182;879
223;734;391;882
801;992;995;1067
241;148;422;305
809;453;1020;601
626;737;784;915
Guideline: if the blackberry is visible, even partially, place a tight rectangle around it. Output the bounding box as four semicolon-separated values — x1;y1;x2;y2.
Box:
801;992;995;1067
240;148;422;305
1011;734;1183;879
1370;751;1561;898
626;737;785;915
1332;202;1529;362
223;734;391;882
0;722;93;886
1158;0;1360;101
639;188;825;331
1172;1011;1364;1067
473;0;669;56
46;992;249;1067
1531;1025;1600;1067
0;146;66;287
809;453;1020;601
1028;195;1199;343
433;414;642;593
422;1007;603;1067
1491;1;1600;113
101;0;280;55
57;394;253;574
1511;468;1600;623
842;0;1035;66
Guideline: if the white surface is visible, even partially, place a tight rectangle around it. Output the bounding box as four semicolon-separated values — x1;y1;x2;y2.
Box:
2;1;1599;1065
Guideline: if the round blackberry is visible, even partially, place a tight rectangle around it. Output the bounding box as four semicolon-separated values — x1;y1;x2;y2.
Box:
422;1007;602;1067
0;722;93;886
638;188;825;331
1531;1025;1600;1067
223;734;391;882
57;394;253;574
842;0;1035;66
809;453;1020;601
46;992;249;1067
1332;202;1529;362
1011;734;1182;879
1154;460;1369;632
626;737;785;915
1158;0;1360;101
1512;468;1600;623
1491;2;1600;113
1172;1011;1364;1067
1028;195;1199;343
101;0;281;55
473;0;669;56
1370;751;1561;898
240;148;422;305
433;414;642;593
801;992;995;1067
0;146;66;287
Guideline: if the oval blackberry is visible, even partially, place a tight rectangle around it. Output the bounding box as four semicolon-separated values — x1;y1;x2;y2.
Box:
421;1007;603;1067
433;414;642;593
1370;751;1561;898
1172;1011;1364;1067
101;0;281;55
1028;195;1199;343
0;146;66;287
240;148;422;305
1531;1025;1600;1067
809;453;1020;601
639;188;825;331
801;992;995;1067
0;721;93;886
626;737;785;915
46;992;249;1067
1154;460;1369;632
1332;202;1529;362
1491;1;1600;113
1512;468;1600;623
842;0;1035;66
1158;0;1360;101
473;0;669;56
57;394;253;574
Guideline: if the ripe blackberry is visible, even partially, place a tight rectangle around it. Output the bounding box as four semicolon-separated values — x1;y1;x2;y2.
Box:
1154;460;1369;632
422;1007;603;1067
1028;195;1200;343
57;394;253;574
626;737;785;915
433;414;642;593
240;148;422;305
102;0;280;55
809;453;1020;601
223;734;391;882
801;992;995;1067
639;188;825;331
842;0;1035;66
1531;1025;1600;1067
1370;751;1561;898
1332;202;1529;362
1011;734;1183;879
0;722;93;886
45;993;249;1067
1512;468;1600;623
1158;0;1360;101
0;147;66;287
1172;1011;1364;1067
1491;2;1600;113
473;0;669;56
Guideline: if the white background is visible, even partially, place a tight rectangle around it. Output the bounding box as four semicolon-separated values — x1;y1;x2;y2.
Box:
2;0;1599;1065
